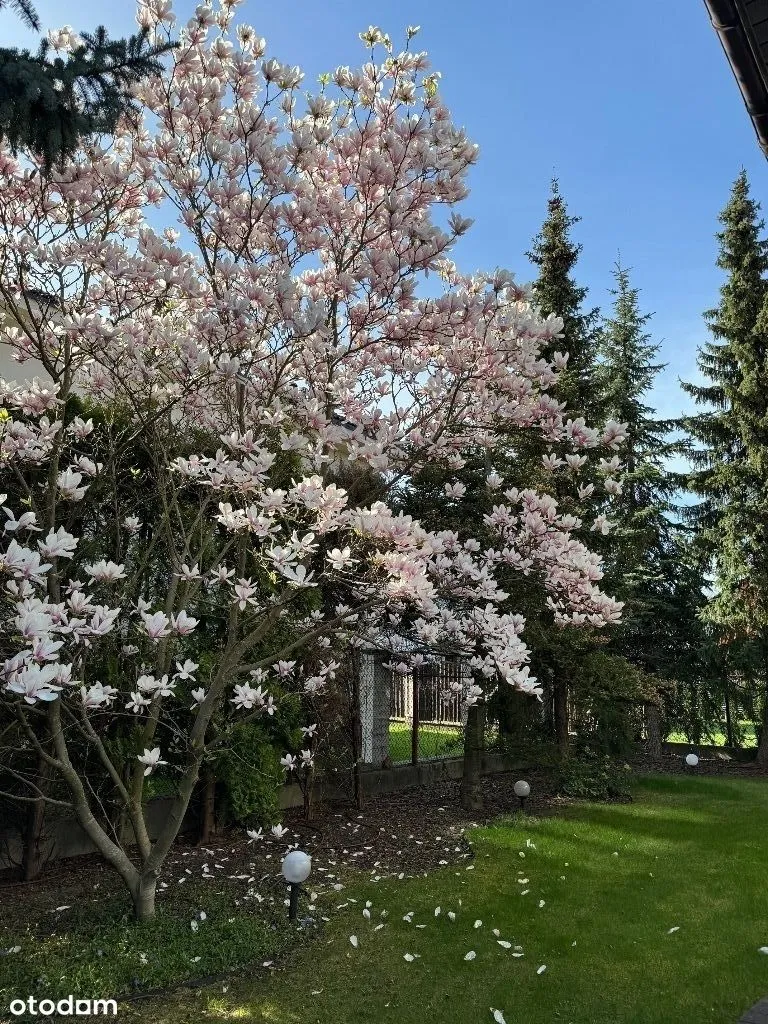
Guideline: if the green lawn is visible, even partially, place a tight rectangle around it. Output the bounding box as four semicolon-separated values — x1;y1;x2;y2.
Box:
667;722;757;747
125;775;768;1024
388;720;464;762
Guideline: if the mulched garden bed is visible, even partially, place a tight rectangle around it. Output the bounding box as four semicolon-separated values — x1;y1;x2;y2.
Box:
1;756;764;938
632;751;766;778
0;769;554;926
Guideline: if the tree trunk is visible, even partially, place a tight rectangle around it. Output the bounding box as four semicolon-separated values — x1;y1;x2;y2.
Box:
303;775;313;821
198;771;216;845
22;755;49;882
724;682;734;748
411;670;420;766
350;655;364;809
460;703;486;812
554;677;569;757
132;873;158;922
496;686;529;742
645;702;662;758
757;641;768;769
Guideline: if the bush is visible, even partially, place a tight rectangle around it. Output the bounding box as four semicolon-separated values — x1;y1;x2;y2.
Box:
557;749;633;801
216;722;287;826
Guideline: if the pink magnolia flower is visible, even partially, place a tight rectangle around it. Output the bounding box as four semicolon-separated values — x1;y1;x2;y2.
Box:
5;664;62;703
85;560;126;583
38;527;77;559
56;469;88;501
140;611;171;640
172;610;199;635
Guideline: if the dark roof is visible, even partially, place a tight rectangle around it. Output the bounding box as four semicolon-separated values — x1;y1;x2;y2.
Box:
705;0;768;157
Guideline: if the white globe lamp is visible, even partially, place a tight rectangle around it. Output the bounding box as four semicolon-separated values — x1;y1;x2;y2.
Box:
685;753;699;768
514;780;531;809
282;850;311;920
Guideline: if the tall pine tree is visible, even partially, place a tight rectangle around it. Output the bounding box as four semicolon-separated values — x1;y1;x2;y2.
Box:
596;262;708;747
523;179;604;753
597;262;683;665
681;170;768;763
526;178;603;422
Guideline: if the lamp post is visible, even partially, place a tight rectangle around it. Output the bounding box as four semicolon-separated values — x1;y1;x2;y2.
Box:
514;780;530;810
281;850;312;922
685;753;699;770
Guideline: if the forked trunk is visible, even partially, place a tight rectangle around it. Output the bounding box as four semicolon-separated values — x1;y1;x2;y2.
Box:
460;703;486;812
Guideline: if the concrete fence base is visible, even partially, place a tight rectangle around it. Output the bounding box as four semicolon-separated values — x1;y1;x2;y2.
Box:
0;752;517;872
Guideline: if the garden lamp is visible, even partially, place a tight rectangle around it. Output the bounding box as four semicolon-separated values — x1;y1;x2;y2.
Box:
281;849;312;921
685;753;699;768
514;779;531;810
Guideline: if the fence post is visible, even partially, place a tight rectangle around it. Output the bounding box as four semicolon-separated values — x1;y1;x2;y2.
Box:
350;652;364;808
411;669;420;766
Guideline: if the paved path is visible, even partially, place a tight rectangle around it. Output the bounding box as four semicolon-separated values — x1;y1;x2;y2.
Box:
740;997;768;1023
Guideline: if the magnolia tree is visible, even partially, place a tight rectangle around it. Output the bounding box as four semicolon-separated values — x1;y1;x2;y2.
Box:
0;0;625;919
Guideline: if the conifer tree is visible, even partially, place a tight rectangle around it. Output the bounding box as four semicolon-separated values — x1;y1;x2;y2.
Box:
597;262;682;665
526;178;603;421
0;3;176;170
681;170;768;763
522;179;605;753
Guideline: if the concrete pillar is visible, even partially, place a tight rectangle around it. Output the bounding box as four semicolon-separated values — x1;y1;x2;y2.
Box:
359;652;391;765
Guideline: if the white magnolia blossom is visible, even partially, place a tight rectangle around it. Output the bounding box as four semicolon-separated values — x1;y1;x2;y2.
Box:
137;747;167;775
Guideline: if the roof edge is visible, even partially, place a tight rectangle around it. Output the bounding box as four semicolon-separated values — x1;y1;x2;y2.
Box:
704;0;768;158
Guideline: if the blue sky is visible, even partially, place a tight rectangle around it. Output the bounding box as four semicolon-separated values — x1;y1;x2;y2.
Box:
6;0;767;420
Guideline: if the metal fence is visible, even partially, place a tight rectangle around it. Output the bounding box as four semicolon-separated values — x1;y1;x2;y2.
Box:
357;653;469;767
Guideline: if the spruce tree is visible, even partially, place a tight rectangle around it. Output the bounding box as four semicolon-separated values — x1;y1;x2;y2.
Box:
681;170;768;762
597;262;683;665
526;178;602;421
0;3;176;170
522;179;605;753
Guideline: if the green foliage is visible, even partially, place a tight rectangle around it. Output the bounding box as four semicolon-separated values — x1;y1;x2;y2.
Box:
216;724;285;826
526;178;603;421
597;263;699;679
0;888;296;1003
215;694;302;826
677;170;768;748
556;747;633;801
0;0;39;30
681;171;768;633
0;26;176;170
569;649;653;757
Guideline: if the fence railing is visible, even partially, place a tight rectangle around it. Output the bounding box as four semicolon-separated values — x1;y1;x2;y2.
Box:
386;659;467;764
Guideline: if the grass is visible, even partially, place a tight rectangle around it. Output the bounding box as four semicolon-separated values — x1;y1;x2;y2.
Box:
118;775;768;1024
667;722;757;747
388;720;464;763
0;885;298;1009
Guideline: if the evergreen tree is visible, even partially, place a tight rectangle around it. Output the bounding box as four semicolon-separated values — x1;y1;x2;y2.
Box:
526;178;603;421
0;4;176;170
597;262;687;673
522;179;606;753
680;170;768;762
0;0;38;31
